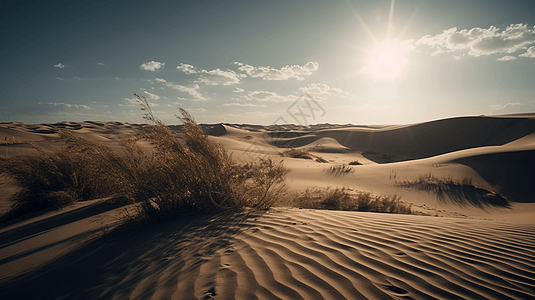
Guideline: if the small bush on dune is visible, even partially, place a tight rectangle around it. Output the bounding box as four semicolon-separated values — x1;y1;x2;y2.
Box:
282;148;313;159
110;94;289;222
0;131;132;221
395;174;509;209
288;187;411;214
325;165;354;177
0;93;288;223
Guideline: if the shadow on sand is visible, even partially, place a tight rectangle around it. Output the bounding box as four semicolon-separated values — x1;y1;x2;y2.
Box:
396;176;511;210
0;209;263;300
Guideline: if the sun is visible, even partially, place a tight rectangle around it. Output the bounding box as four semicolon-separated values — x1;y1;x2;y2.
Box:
364;42;407;79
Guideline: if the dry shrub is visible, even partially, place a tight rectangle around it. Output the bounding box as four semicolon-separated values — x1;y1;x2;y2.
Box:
119;94;288;222
396;174;509;209
288;187;411;214
0;130;132;221
281;148;313;159
325;165;354;177
0;93;288;223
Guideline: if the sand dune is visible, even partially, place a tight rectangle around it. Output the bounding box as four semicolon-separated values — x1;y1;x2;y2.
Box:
0;209;533;299
1;114;534;299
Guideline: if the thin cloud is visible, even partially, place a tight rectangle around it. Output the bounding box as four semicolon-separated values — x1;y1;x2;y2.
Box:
39;102;91;110
97;62;105;66
176;63;197;74
166;82;207;101
177;63;243;85
143;91;160;100
490;102;523;114
140;61;165;71
519;46;535;58
416;23;535;58
233;87;245;93
234;61;319;80
497;56;517;61
299;83;344;95
223;102;267;107
54;63;65;68
233;91;297;102
155;78;167;83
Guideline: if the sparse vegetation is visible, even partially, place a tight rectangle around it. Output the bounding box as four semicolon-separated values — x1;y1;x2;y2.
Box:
0;93;288;224
348;160;362;165
396;174;509;209
324;165;354;177
287;187;412;214
281;148;313;159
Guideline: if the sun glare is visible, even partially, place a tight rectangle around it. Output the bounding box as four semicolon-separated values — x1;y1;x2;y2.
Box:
364;42;406;79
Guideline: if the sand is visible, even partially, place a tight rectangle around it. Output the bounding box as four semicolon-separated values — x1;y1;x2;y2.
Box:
0;114;534;299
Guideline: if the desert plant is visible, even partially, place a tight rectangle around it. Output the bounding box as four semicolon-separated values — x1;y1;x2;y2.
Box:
281;148;313;159
348;160;362;165
0;130;134;222
287;187;411;214
325;165;354;177
395;174;508;209
128;93;288;222
0;94;289;223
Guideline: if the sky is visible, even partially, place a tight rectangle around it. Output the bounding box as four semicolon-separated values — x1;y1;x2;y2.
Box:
1;0;535;125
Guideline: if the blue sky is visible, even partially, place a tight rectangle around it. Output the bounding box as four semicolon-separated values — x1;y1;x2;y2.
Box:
1;0;534;125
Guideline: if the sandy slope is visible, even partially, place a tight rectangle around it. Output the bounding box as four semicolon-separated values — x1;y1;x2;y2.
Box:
0;209;534;299
1;114;535;299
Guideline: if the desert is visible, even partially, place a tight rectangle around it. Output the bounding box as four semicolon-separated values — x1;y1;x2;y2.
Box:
1;112;534;299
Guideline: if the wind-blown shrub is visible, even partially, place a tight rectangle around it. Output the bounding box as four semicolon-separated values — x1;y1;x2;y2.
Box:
0;94;288;223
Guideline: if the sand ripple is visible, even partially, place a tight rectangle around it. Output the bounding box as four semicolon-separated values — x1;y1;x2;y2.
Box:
1;209;534;300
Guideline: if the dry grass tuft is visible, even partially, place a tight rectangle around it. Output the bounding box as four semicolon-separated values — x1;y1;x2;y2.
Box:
287;187;412;214
396;174;509;209
324;165;354;177
0;93;288;224
281;148;313;159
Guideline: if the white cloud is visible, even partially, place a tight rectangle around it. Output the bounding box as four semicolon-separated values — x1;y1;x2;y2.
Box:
235;61;319;80
490;102;523;114
519;46;535;58
39;102;91;110
54;63;65;68
143;91;160;100
56;77;65;81
223;102;267;107
177;63;243;85
416;23;535;57
233;87;245;93
155;78;167;83
166;82;207;101
299;83;344;95
234;91;297;102
497;56;517;61
176;63;197;74
196;68;243;85
140;61;165;71
98;62;105;66
188;108;206;112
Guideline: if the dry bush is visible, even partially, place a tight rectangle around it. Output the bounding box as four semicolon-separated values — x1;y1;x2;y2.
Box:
124;93;288;222
396;174;508;209
288;187;411;214
281;148;313;159
0;131;132;221
325;165;354;177
348;160;362;165
0;93;288;223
